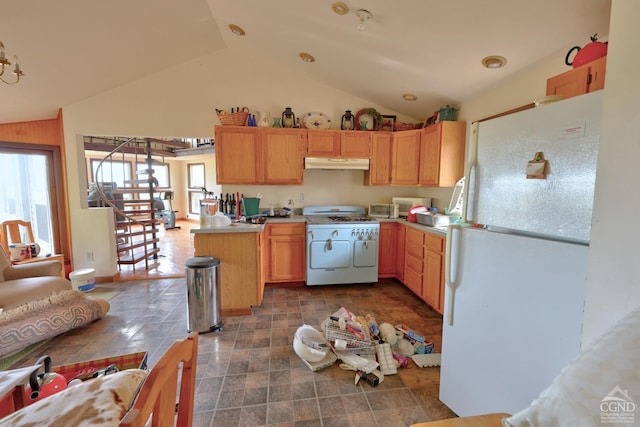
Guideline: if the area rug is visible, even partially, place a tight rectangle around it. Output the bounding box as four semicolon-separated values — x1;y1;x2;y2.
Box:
0;290;110;360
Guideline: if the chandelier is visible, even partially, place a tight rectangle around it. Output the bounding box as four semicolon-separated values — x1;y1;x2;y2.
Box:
0;41;25;85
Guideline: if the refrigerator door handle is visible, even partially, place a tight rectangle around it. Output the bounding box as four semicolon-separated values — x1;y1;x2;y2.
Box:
445;225;462;326
464;122;479;224
464;164;476;223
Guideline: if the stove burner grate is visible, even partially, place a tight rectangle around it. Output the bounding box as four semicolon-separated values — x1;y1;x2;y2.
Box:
328;216;375;222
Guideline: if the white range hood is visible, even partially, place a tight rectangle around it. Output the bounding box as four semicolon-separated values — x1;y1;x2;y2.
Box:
304;157;369;170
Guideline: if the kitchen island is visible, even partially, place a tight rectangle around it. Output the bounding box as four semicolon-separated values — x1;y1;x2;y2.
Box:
191;223;266;316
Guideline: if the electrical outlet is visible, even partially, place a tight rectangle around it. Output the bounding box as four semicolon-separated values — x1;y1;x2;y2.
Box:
300;192;304;202
86;251;94;261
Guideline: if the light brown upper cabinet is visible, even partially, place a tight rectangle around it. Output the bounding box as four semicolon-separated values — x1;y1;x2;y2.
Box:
261;128;305;185
215;126;261;184
365;132;393;185
215;126;304;185
546;56;606;99
420;121;466;187
391;129;422;186
306;129;371;158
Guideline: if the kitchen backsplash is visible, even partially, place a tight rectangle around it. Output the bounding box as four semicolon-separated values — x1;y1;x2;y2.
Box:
222;169;455;212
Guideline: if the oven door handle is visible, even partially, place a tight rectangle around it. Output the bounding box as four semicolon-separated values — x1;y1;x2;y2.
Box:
325;238;332;251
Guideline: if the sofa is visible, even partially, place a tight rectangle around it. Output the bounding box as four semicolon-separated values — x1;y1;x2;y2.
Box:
0;246;110;359
0;246;71;311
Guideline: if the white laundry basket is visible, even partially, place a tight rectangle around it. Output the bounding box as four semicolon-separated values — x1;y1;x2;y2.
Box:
69;268;96;292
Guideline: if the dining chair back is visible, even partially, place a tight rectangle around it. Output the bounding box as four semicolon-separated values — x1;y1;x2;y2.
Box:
0;219;35;253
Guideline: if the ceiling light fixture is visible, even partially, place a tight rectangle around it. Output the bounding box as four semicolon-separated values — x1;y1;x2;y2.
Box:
299;52;315;63
228;24;246;36
332;2;349;15
356;9;372;32
402;93;418;101
481;55;507;69
0;41;24;85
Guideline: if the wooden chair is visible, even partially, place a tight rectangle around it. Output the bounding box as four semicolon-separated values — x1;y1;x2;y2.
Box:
0;219;65;277
411;413;510;427
119;332;199;427
0;219;35;253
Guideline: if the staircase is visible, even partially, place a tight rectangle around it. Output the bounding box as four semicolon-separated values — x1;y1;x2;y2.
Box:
89;136;191;271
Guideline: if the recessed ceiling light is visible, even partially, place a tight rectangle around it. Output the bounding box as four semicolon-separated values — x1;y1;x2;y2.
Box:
402;93;418;101
332;2;349;15
228;24;246;36
299;52;315;63
482;55;507;69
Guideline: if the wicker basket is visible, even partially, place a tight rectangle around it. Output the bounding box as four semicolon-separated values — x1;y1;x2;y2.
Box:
217;109;249;126
394;122;419;131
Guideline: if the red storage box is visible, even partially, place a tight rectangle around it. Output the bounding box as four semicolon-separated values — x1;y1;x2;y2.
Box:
52;351;148;383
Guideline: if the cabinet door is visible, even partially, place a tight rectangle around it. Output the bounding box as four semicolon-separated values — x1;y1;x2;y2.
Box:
391;130;421;185
423;249;443;312
423;233;445;312
261;129;305;184
420;121;466;187
546;66;590;99
366;132;392;185
341;131;372;157
215;126;261;184
420;125;442;186
587;55;606;92
395;224;406;281
266;223;306;282
307;130;340;156
258;232;266;304
378;222;396;277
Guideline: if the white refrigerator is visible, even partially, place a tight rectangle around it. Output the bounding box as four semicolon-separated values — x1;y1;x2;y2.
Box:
439;91;603;417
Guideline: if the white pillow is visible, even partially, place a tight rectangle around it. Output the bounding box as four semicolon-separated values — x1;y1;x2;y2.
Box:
503;307;640;427
0;369;147;427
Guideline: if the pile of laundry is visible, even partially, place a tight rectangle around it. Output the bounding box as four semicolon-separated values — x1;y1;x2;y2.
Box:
293;306;441;387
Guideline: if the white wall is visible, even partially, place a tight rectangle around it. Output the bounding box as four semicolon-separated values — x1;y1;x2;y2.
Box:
581;0;640;346
62;49;416;276
456;0;640;346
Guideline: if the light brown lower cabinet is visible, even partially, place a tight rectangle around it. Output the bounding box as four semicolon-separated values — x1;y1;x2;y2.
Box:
378;222;397;277
398;225;445;314
265;223;306;283
194;231;263;316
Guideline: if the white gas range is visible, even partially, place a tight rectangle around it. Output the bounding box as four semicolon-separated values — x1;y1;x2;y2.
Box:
303;205;379;286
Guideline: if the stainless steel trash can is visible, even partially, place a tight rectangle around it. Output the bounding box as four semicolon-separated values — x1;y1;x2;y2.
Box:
185;256;223;333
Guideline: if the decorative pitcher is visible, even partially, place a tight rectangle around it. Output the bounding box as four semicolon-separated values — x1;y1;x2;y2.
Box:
257;111;271;127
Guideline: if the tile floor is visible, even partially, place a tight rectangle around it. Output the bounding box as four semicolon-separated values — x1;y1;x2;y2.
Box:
10;278;456;427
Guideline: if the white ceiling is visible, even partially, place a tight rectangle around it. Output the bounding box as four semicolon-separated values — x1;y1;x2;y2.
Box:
0;0;611;124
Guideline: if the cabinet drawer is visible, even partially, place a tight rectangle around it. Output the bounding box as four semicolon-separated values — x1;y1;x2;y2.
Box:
406;241;423;259
404;266;423;295
424;234;444;253
406;254;423;274
266;223;305;237
406;228;424;247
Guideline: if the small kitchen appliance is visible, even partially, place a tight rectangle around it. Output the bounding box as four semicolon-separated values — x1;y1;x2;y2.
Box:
392;197;432;218
368;203;399;219
303;205;379;286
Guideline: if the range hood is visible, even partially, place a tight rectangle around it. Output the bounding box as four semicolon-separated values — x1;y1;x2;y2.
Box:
304;157;370;170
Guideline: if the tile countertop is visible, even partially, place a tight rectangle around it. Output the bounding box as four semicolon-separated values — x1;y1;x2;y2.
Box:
190;216;447;236
190;216;305;233
377;218;448;237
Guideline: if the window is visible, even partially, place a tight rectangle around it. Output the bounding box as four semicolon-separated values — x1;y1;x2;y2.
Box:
136;162;170;188
0;150;56;255
188;163;205;189
90;159;132;188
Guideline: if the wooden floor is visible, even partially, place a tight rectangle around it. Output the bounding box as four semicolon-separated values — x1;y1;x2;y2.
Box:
116;218;198;281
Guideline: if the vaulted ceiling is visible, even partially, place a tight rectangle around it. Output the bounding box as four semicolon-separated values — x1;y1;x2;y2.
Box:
1;0;611;124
